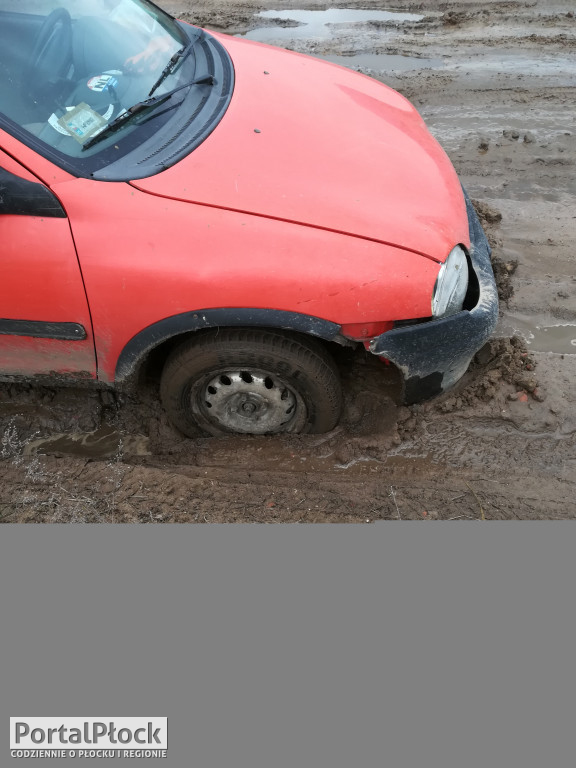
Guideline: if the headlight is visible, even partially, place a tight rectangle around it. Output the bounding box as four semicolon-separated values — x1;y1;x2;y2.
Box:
432;245;469;318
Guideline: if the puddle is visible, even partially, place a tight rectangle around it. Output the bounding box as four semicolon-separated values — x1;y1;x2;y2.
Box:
23;425;150;459
239;8;437;74
320;53;442;72
422;103;575;150
447;53;576;81
335;455;383;470
498;313;576;354
242;8;423;42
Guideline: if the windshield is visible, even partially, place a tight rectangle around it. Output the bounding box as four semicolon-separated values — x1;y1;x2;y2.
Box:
0;0;194;169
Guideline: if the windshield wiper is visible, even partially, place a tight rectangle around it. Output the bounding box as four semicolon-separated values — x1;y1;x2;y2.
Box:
148;39;196;98
82;74;215;151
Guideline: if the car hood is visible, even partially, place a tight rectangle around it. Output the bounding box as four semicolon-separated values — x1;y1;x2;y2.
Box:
131;32;469;262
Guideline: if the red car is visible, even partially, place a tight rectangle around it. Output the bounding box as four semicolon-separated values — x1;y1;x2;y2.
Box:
0;0;498;436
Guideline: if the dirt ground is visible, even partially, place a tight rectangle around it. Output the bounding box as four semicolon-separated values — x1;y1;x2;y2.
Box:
1;0;575;522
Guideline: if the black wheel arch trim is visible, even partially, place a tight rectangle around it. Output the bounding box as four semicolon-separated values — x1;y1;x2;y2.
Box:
114;308;342;382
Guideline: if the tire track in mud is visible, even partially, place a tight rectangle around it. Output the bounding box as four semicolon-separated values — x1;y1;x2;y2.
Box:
1;449;573;522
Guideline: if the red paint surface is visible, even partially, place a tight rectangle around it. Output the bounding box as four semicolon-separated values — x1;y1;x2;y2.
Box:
0;30;471;384
134;33;470;261
54;179;439;380
0;152;96;377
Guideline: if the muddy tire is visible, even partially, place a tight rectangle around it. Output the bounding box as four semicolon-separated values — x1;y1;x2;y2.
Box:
160;329;343;437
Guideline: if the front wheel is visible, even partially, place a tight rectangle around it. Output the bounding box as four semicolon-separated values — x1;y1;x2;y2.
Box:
160;329;343;437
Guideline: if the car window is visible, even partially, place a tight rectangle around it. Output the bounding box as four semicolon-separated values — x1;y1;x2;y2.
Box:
0;0;189;164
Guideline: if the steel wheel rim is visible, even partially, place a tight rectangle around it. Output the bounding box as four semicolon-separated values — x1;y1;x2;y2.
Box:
194;369;306;434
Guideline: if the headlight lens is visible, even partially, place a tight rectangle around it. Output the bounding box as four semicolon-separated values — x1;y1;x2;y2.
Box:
432;245;469;318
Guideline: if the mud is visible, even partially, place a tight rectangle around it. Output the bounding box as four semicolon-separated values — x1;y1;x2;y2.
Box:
2;0;576;521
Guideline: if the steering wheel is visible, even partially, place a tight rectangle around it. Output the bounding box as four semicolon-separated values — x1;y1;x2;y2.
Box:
25;9;73;98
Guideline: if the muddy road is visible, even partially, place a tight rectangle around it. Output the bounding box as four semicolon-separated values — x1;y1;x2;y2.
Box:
1;0;575;522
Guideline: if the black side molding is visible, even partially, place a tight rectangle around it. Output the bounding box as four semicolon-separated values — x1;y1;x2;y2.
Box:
0;319;86;340
0;167;66;218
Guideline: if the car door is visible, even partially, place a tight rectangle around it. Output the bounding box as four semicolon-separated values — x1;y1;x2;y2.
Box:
0;149;96;379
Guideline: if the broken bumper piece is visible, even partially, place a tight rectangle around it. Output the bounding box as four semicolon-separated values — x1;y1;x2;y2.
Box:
369;191;499;404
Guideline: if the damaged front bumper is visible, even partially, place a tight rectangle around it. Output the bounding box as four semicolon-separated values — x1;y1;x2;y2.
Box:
369;191;499;404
